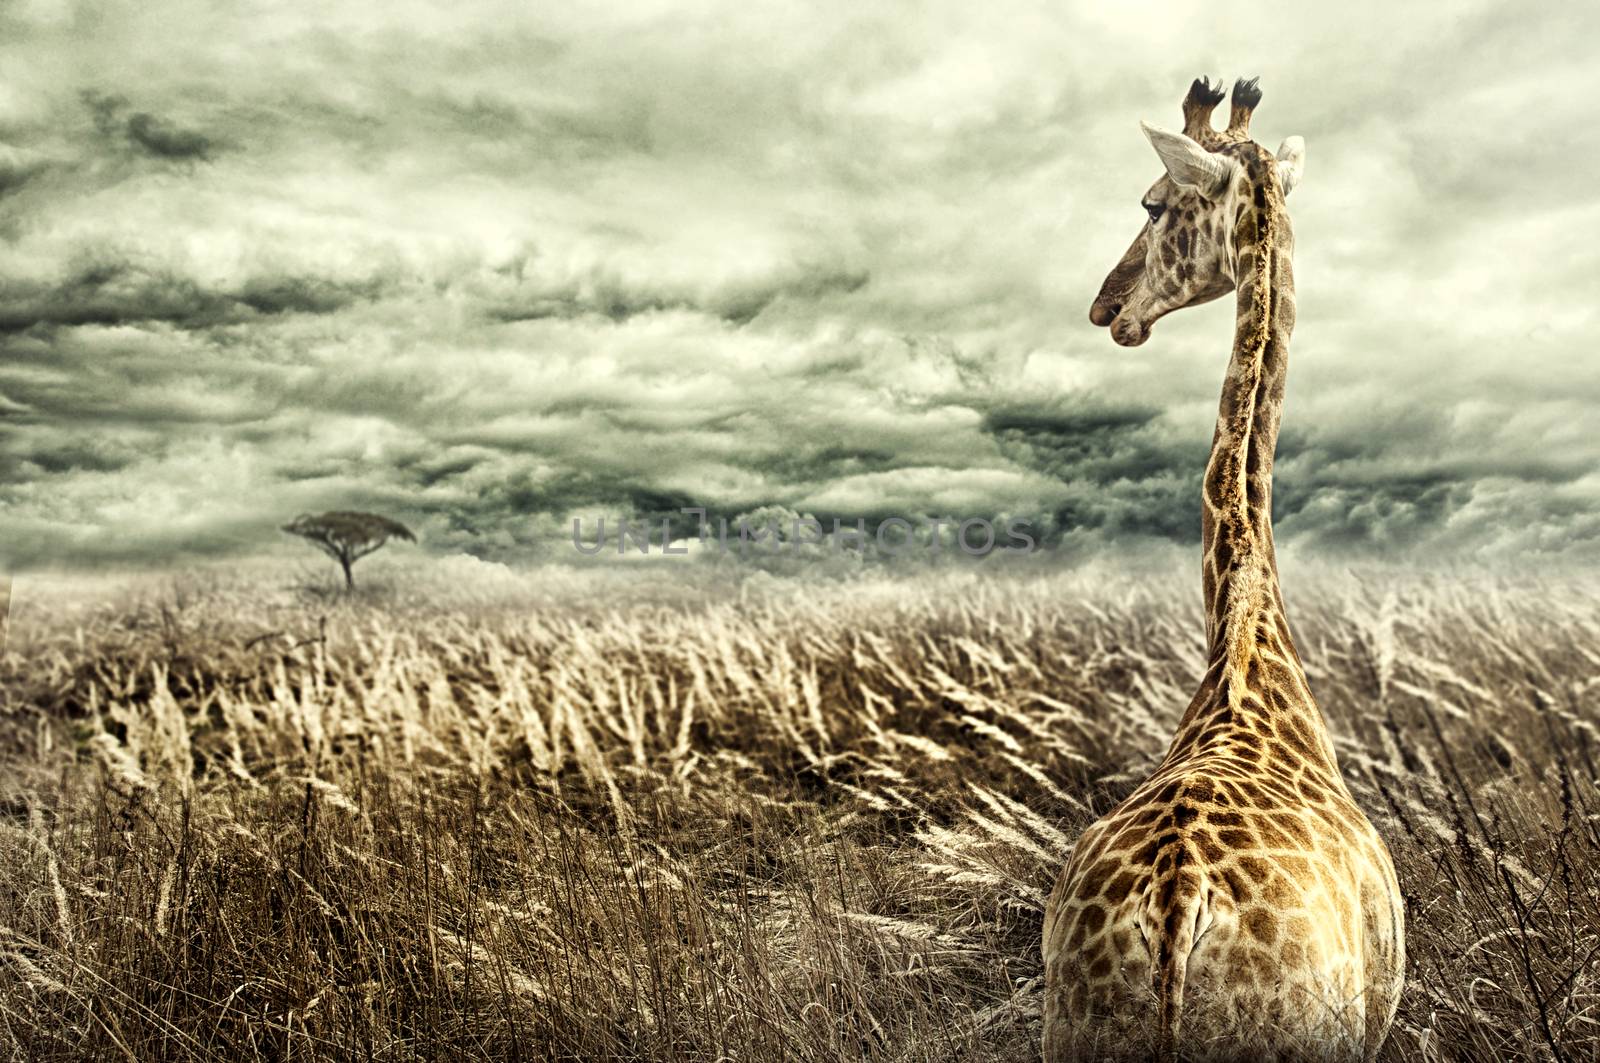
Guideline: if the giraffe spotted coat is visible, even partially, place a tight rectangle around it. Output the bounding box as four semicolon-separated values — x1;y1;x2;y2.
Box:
1042;78;1405;1063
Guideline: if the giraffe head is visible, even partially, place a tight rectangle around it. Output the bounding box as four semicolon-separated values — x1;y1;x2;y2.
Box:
1089;77;1306;347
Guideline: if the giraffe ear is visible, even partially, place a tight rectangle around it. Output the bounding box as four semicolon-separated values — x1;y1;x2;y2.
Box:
1275;136;1305;197
1141;120;1237;199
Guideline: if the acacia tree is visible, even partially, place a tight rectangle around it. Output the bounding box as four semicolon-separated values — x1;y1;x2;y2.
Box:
282;511;416;591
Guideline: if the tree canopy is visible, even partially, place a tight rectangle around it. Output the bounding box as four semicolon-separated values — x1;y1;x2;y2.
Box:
282;511;416;590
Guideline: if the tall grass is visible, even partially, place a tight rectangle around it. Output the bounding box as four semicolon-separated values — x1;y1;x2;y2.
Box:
0;562;1595;1061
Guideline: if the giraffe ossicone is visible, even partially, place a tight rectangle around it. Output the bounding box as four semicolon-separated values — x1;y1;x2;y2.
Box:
1043;77;1405;1063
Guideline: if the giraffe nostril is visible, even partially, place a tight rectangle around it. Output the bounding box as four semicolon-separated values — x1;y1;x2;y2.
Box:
1090;303;1120;327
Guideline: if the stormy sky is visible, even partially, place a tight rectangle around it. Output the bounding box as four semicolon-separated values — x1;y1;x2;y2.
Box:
2;1;1597;570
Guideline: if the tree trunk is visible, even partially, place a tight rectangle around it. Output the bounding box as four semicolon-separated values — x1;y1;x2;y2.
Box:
340;555;354;591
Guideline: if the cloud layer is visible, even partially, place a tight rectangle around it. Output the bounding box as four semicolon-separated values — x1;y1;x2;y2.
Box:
3;0;1598;569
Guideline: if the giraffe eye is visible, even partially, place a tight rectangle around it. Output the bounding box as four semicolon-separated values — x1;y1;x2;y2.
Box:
1144;202;1165;225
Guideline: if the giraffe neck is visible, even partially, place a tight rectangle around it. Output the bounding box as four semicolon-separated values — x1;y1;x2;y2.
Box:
1201;181;1295;665
1168;168;1343;781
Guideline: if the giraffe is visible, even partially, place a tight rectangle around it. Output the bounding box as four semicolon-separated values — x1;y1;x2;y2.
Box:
1040;78;1404;1062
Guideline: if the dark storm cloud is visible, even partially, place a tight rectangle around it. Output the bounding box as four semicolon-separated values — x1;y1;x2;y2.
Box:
125;112;215;161
0;257;229;333
1276;476;1473;552
0;147;48;196
740;445;906;486
982;402;1179;480
976;392;1600;557
970;399;1192;543
2;1;1598;570
479;254;870;327
235;275;393;317
83;90;217;161
0;256;394;334
0;433;144;479
400;450;490;489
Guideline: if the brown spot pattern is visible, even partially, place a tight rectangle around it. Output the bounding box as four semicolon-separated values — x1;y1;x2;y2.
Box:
1045;75;1404;1063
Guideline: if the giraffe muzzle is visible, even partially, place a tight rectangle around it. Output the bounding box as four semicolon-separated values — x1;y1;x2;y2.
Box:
1110;313;1151;347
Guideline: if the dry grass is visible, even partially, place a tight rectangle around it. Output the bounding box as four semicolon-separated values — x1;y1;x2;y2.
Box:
0;560;1595;1061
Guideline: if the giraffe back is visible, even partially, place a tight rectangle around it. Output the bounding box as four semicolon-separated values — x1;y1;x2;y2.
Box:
1042;746;1404;1061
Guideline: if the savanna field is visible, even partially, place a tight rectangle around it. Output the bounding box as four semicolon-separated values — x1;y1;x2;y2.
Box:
0;559;1596;1062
